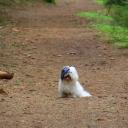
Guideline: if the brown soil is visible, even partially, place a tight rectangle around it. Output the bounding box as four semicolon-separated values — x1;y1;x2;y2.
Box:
0;0;128;128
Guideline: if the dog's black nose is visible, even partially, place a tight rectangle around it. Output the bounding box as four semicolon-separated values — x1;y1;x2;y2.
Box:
61;67;70;80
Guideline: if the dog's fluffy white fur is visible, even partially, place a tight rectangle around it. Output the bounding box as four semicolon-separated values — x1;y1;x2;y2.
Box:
58;66;91;98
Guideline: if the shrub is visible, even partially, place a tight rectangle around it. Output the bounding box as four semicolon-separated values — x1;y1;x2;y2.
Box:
43;0;55;4
96;0;128;27
110;5;128;27
105;0;127;6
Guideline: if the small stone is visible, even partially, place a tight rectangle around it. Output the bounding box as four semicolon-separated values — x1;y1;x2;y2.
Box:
67;52;77;55
57;55;62;57
110;57;115;60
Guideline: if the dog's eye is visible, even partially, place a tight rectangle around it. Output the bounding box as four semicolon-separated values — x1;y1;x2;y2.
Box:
62;67;69;73
61;67;70;80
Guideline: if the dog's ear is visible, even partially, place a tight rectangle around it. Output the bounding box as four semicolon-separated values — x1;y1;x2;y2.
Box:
70;66;79;80
70;66;77;71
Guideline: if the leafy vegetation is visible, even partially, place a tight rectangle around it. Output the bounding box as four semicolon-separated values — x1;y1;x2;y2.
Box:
76;0;128;48
76;12;112;22
95;0;105;5
110;5;128;27
104;0;127;6
96;0;128;27
94;24;128;48
43;0;55;4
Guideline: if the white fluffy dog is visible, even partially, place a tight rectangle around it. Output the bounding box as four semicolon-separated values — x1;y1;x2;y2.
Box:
58;66;91;98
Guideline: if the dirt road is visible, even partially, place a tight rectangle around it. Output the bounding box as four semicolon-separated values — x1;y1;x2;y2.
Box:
0;0;128;128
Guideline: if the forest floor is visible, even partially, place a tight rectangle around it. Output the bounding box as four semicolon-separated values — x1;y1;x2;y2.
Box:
0;0;128;128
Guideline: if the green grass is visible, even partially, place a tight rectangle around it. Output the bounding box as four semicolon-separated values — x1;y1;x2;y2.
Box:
76;11;128;48
95;0;105;5
76;12;112;22
94;24;128;48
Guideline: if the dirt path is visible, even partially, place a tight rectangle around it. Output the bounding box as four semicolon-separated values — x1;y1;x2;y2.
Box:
0;0;128;128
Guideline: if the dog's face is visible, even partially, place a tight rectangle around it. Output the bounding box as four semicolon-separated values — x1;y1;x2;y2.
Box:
61;66;79;82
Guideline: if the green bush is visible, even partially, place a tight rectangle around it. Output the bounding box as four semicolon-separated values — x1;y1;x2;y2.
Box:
110;5;128;27
43;0;55;4
105;0;127;6
96;0;128;27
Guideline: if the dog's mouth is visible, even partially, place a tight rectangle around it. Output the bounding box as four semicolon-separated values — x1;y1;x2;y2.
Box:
64;74;71;81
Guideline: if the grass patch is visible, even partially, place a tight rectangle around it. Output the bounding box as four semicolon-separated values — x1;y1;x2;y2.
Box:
76;11;128;48
94;24;128;48
95;0;105;5
76;12;112;22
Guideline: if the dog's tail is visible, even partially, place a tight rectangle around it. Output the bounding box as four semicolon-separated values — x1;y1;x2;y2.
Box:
81;90;91;97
